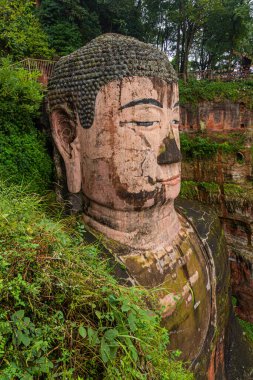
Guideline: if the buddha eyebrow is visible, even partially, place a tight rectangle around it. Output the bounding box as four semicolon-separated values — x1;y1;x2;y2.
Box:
119;98;163;110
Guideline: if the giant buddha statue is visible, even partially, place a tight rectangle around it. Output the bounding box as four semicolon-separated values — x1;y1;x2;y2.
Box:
48;34;230;379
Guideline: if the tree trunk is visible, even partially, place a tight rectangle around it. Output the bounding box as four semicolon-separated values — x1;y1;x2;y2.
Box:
175;23;181;73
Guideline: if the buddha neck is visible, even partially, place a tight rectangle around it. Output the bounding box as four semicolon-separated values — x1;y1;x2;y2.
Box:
82;198;180;251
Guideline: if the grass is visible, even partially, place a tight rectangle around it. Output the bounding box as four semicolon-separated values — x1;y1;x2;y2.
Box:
0;181;193;380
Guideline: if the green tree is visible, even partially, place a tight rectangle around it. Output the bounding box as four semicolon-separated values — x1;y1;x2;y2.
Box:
142;0;222;78
0;60;52;192
142;0;252;76
196;0;252;70
0;0;52;60
93;0;145;39
38;0;101;56
38;0;145;56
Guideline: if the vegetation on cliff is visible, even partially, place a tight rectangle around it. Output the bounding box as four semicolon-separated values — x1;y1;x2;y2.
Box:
0;0;52;60
179;79;253;109
180;132;246;160
0;61;52;193
180;180;253;203
36;0;253;77
0;182;193;379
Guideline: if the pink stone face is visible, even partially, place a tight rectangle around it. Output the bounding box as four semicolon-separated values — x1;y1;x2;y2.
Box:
79;77;181;210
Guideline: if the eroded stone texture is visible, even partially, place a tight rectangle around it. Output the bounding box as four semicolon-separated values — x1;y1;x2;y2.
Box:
182;146;252;184
48;33;229;379
48;33;177;130
230;254;253;322
181;130;253;325
180;101;253;131
84;198;229;378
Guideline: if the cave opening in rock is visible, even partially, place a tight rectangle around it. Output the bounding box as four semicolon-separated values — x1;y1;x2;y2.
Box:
236;152;245;164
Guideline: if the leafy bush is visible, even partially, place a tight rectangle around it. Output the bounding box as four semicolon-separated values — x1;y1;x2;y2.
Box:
0;0;53;60
179;79;253;109
0;182;193;380
0;60;52;193
38;0;101;56
180;180;219;200
238;319;253;343
180;133;219;159
180;133;245;160
180;181;198;199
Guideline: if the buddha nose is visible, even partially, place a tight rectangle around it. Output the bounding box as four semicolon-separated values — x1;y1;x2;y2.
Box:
157;135;182;165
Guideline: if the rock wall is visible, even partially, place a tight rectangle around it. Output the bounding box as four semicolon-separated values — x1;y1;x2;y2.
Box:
180;101;253;131
180;100;253;323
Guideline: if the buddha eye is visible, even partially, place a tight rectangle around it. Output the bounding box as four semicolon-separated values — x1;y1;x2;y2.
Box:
171;119;179;126
119;120;160;129
135;121;156;127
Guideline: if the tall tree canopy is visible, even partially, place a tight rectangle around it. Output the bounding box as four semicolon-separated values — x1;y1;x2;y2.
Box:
0;0;52;60
2;0;251;73
141;0;252;76
38;0;101;56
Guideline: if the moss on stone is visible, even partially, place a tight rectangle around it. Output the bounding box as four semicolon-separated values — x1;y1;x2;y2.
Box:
180;132;246;161
179;79;253;110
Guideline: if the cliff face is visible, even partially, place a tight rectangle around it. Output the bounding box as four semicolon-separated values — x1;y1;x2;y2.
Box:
180;100;253;323
180;101;253;131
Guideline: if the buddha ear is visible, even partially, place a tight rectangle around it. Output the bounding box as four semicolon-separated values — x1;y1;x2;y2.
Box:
51;107;81;193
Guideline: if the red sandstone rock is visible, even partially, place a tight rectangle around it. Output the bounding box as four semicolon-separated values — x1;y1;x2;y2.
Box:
180;101;253;131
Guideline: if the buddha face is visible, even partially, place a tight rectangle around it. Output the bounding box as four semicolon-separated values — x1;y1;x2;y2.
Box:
80;76;181;210
52;76;181;211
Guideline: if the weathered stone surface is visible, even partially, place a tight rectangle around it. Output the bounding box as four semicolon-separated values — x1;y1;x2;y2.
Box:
176;200;229;378
182;147;252;184
48;34;230;378
230;254;253;322
180;128;253;325
180;101;253;131
85;199;229;379
225;312;253;380
48;33;177;130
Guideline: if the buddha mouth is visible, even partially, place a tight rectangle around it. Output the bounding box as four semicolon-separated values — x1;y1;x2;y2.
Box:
157;174;180;185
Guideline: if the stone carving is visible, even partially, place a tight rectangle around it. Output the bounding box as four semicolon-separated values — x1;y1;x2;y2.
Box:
48;34;229;378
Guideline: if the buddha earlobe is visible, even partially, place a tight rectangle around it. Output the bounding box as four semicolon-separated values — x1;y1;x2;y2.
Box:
51;108;82;193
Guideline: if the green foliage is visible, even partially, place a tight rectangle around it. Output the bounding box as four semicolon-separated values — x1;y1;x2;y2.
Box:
44;22;83;56
179;79;253;109
0;182;194;379
191;0;252;70
223;183;243;196
38;0;101;56
181;180;253;204
180;133;219;159
238;319;253;343
233;298;253;344
180;181;219;200
180;132;245;160
38;0;145;56
0;60;52;193
0;0;53;60
95;0;145;39
180;181;198;199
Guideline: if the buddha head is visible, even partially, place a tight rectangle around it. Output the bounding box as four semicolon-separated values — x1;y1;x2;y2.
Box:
48;34;181;213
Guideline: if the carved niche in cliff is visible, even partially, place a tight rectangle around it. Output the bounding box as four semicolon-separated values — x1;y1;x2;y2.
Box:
48;34;229;378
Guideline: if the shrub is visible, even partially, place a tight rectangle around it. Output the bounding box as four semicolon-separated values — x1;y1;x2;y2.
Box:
0;60;52;193
0;182;193;380
180;133;219;159
180;133;245;160
179;79;253;109
0;0;53;60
